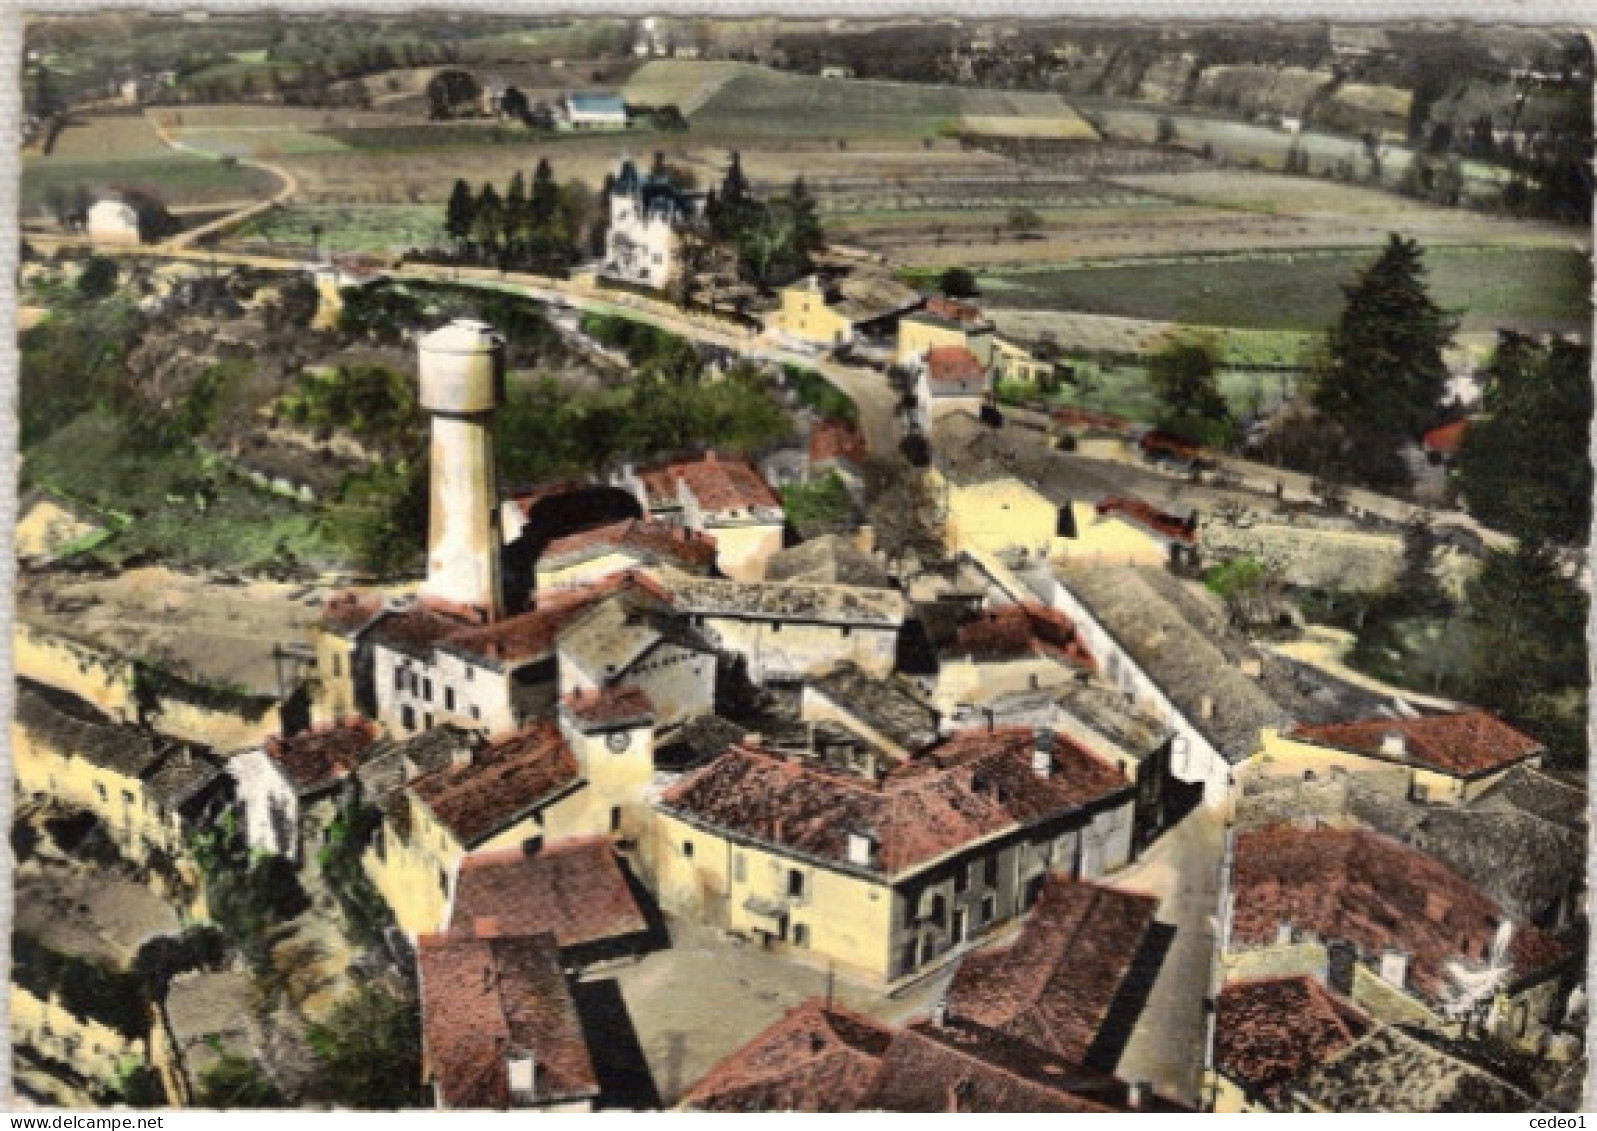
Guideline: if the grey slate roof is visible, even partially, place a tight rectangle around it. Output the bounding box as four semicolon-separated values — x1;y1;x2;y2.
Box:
806;664;940;753
765;536;894;589
1293;1026;1534;1113
1056;564;1293;764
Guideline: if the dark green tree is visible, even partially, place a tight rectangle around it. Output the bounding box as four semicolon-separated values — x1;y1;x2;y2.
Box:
76;256;120;300
938;267;979;298
444;178;476;251
1147;333;1235;447
1455;334;1592;547
305;985;421;1109
528;157;559;233
197;1055;283;1109
470;182;503;255
1313;234;1455;491
1462;540;1589;767
503;169;527;253
499;84;529;122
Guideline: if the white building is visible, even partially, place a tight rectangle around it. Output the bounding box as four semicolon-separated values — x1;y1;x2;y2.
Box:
562;91;628;130
602;156;701;292
86;199;142;247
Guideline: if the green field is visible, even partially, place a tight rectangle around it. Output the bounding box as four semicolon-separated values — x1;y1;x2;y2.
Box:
232;204;445;253
691;67;1094;139
979;246;1592;333
23;409;344;574
20;155;279;212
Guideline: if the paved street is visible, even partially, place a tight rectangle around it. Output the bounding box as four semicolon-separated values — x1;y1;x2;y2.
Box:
1107;806;1226;1107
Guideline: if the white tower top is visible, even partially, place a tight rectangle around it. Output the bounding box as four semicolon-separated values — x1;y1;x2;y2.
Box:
419;319;506;416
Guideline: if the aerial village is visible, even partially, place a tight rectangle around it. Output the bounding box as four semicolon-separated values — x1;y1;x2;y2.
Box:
10;14;1592;1114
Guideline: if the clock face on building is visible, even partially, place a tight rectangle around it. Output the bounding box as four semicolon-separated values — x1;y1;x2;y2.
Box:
606;730;633;753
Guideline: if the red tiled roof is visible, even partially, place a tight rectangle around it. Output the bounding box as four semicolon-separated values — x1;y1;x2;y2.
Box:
410;722;581;847
439;574;672;667
1095;497;1197;545
1139;430;1202;459
1230;824;1567;1002
863;1020;1180;1112
321;590;388;637
946;877;1158;1063
367;605;475;657
418;931;598;1109
924;296;987;325
561;685;655;731
662;728;1129;876
539;518;717;573
947;602;1096;668
683;999;895;1112
924;346;987;397
638;453;781;517
1288;711;1543;779
809;420;868;467
449;837;648;951
1424;420;1470;455
1215;977;1370;1107
264;717;380;794
1053;406;1132;433
686;1006;1185;1113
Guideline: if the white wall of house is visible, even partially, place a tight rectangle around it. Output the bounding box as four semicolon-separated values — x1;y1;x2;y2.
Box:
605;194;680;290
227;749;300;860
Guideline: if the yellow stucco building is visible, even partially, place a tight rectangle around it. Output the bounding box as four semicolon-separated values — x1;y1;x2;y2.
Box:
364;692;658;937
770;277;855;348
1250;711;1543;806
649;727;1137;987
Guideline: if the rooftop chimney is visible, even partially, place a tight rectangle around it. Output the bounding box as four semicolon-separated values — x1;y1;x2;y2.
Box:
1127;1080;1148;1110
932;998;949;1028
846;831;876;867
1032;729;1054;778
1380;730;1408;759
1199;695;1215;721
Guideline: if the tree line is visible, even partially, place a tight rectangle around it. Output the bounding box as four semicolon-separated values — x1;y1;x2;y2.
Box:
440;159;593;276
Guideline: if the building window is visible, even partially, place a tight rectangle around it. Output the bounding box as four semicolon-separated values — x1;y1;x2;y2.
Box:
771;622;783;634
900;941;918;976
983;856;999;887
955;864;971;895
445;687;456;712
470;705;481;721
682;840;694;859
610;806;622;833
96;783;108;802
332;654;342;678
734;853;746;882
394;668;406;691
401;705;416;731
787;868;806;900
423;678;433;702
438;868;449;893
793;923;810;949
981;894;996;924
466;667;475;682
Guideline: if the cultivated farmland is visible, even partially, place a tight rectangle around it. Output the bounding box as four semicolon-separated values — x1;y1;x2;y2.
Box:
977;245;1592;333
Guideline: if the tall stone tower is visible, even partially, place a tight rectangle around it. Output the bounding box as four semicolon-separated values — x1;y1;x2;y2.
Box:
418;319;506;623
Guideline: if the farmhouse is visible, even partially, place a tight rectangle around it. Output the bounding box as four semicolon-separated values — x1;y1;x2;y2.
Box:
651;726;1135;985
912;346;988;433
561;90;627;130
896;297;995;369
768;274;923;354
